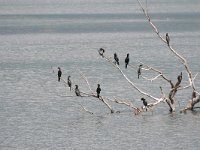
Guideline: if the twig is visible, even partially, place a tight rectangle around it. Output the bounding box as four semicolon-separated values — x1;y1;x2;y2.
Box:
141;74;162;82
76;67;93;93
81;105;93;114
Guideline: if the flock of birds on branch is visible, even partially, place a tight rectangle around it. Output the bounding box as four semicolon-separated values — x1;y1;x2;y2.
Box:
55;33;171;111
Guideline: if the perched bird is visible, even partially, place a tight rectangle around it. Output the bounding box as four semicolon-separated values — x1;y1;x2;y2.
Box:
114;53;119;65
67;76;72;91
137;64;142;79
96;84;101;98
177;72;182;82
98;48;105;57
75;85;81;96
141;97;148;111
166;33;170;46
125;53;129;69
57;67;62;82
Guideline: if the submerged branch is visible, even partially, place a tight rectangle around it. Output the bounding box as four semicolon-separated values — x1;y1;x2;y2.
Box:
180;95;200;113
81;105;94;114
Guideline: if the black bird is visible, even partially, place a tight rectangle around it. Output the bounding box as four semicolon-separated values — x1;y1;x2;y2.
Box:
68;76;72;91
177;72;182;82
98;48;105;57
125;53;129;69
75;85;81;96
114;53;119;65
141;97;148;111
137;64;142;79
166;33;170;46
58;67;62;82
96;84;101;98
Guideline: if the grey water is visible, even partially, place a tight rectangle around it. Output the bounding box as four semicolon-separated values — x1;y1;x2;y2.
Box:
0;0;200;149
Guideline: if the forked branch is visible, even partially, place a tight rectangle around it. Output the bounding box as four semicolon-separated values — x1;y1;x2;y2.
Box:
136;0;196;93
137;0;200;111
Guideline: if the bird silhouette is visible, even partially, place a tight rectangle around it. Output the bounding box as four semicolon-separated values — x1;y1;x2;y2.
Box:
166;33;170;46
137;64;142;79
75;85;81;96
57;67;62;82
98;48;105;57
96;84;101;98
114;53;119;65
177;72;182;82
125;53;129;69
141;97;148;111
68;76;72;91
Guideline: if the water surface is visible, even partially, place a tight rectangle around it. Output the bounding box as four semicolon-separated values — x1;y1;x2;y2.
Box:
0;0;200;149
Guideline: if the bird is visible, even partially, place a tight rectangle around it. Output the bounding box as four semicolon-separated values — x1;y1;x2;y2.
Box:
98;48;105;57
57;67;62;82
96;84;101;98
141;97;148;111
166;33;170;46
125;53;129;69
114;53;119;65
177;72;182;82
75;85;81;96
67;76;72;91
137;64;142;79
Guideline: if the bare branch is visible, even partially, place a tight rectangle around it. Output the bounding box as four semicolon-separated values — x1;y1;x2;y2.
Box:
138;62;172;84
178;73;198;91
141;74;161;82
100;96;114;113
103;55;164;103
136;0;200;112
53;67;114;113
81;105;93;114
76;68;93;93
180;95;200;113
137;0;196;93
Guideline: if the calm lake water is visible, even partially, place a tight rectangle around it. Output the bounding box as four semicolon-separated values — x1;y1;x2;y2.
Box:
0;0;200;149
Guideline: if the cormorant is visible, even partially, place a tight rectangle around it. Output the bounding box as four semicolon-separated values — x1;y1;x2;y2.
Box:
141;97;148;111
68;76;72;91
125;53;129;69
75;85;81;96
96;84;101;98
177;72;182;82
137;64;142;79
58;67;62;82
114;53;119;65
98;48;105;57
166;33;170;46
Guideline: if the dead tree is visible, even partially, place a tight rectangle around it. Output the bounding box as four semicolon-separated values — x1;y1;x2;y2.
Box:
137;0;200;112
51;1;200;114
95;0;200;113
